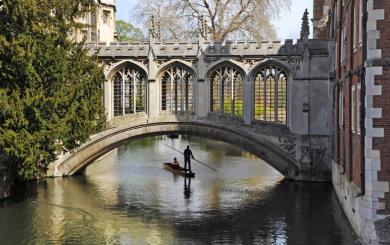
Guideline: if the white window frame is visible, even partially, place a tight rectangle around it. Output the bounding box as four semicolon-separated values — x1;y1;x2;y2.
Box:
351;85;356;133
353;2;358;50
359;0;363;45
341;25;345;65
357;84;361;134
339;86;344;128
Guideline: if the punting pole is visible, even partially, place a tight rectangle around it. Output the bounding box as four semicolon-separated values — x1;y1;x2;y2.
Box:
162;143;217;172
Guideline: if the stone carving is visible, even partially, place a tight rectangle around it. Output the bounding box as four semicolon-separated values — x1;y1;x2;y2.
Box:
239;59;258;69
188;59;197;70
140;59;148;67
156;59;169;68
298;146;329;169
100;60;115;74
205;59;217;68
278;137;296;156
287;57;302;71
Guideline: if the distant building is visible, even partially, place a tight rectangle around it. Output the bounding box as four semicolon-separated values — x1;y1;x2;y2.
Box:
320;0;390;243
69;0;116;43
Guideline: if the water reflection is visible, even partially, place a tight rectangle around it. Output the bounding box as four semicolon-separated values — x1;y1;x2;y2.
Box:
0;136;358;244
184;177;191;199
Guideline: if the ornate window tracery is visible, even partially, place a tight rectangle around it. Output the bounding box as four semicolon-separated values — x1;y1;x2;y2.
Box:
161;66;193;112
210;65;244;117
112;65;146;117
254;65;287;124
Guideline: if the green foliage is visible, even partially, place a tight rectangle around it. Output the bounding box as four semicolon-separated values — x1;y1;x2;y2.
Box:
0;0;106;180
115;20;144;42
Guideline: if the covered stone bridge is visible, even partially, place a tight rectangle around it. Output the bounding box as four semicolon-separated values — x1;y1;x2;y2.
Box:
47;20;335;181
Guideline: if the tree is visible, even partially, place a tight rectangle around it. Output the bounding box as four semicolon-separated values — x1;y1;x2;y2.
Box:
0;0;106;181
135;0;290;41
115;20;144;42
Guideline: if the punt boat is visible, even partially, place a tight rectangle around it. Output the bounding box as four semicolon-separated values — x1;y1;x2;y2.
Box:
163;163;195;178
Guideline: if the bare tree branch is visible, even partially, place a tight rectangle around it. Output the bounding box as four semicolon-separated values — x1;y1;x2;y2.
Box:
134;0;290;41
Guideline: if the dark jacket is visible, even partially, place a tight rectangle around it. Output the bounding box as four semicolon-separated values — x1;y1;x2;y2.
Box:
184;148;194;160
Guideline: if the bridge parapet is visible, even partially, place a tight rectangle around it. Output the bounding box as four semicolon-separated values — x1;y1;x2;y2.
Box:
88;39;331;59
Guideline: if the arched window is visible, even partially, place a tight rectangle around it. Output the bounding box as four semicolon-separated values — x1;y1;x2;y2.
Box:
112;65;146;117
210;65;244;117
161;66;193;112
254;65;287;124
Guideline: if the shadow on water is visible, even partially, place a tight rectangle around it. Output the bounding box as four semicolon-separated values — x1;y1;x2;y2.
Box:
184;177;191;199
0;136;360;245
172;180;360;244
0;181;39;206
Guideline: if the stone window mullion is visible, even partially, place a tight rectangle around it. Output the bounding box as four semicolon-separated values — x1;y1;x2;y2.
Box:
274;69;279;123
122;69;125;116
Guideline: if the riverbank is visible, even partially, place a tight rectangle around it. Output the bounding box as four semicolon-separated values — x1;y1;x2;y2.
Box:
0;155;10;201
0;169;10;200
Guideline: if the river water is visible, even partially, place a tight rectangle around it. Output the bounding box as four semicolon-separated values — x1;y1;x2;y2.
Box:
0;136;359;245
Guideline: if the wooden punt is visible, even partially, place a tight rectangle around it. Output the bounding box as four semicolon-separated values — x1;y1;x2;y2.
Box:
163;163;195;178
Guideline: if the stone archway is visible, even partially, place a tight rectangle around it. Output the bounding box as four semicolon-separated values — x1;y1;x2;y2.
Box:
49;120;300;180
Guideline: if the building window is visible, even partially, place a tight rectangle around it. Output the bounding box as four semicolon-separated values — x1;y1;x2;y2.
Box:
91;13;96;25
161;66;193;112
339;85;344;128
341;20;347;65
113;73;123;116
113;65;146;117
81;30;88;41
333;1;338;38
254;65;287;124
357;84;361;134
352;85;355;132
353;3;358;50
83;13;89;24
210;65;244;117
102;10;110;25
359;0;363;44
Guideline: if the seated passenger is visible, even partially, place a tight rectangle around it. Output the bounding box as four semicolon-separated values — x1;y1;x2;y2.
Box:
172;157;180;169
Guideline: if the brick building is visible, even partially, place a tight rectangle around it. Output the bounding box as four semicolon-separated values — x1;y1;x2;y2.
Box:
318;0;390;243
313;0;331;39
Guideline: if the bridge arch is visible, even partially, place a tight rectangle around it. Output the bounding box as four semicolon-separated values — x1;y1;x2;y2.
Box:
50;121;300;180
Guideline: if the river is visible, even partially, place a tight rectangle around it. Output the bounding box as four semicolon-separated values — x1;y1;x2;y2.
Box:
0;136;359;244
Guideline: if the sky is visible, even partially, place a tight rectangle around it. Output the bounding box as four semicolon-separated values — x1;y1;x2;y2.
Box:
115;0;313;40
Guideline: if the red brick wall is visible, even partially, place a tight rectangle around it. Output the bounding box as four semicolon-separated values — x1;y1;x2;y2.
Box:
314;0;326;21
313;0;331;39
330;0;390;221
332;0;363;187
